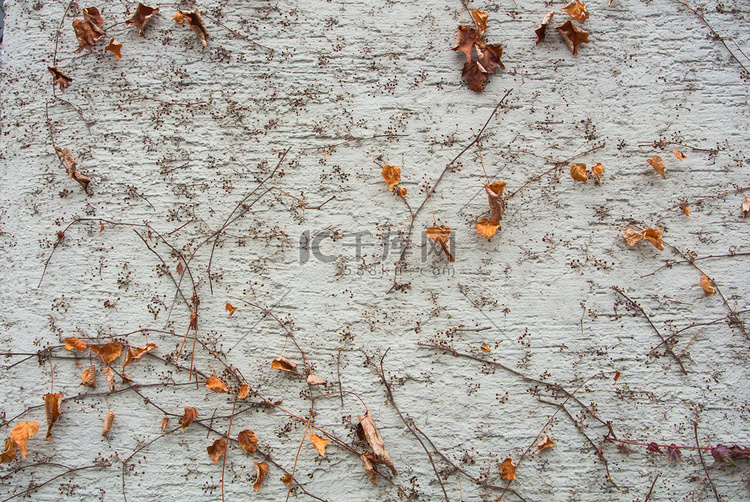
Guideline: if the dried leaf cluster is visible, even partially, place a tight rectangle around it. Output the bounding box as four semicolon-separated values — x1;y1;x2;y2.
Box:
452;10;505;91
536;1;590;56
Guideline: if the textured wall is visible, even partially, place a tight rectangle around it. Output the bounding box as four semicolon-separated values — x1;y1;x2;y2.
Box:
1;0;749;501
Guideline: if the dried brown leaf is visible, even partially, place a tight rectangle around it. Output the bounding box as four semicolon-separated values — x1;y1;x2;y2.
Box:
207;437;227;463
673;149;687;161
425;226;455;262
105;39;122;60
614;371;621;384
462;60;487;92
271;356;298;375
0;438;17;464
10;422;38;458
681;205;692;219
742;197;750;218
72;18;105;53
480;343;491;352
700;275;716;296
396;187;407;198
180;407;198;432
622;228;646;246
591;163;604;182
499;457;517;480
570;163;588;183
81;365;96;388
535;11;554;44
238;384;250;399
381;165;401;191
647;155;667;179
176;262;183;276
281;473;293;486
534;435;554;454
174;9;209;46
123;343;157;371
104;367;116;392
225;302;237;316
238;429;258;454
306;374;326;385
64;337;87;352
253;461;269;492
358;410;397;476
101;411;115;438
54;147;92;194
44;392;62;440
477;43;505;74
127;3;159;37
361;451;379;485
309;433;330;457
82;7;104;27
643;228;664;250
471;10;489;35
89;341;122;365
562;1;590;22
161;417;169;433
48;65;72;92
452;25;480;62
205;376;230;393
476;219;500;238
556;20;589;56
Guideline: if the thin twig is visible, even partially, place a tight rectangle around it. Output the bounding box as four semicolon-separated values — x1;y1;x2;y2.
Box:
694;422;721;502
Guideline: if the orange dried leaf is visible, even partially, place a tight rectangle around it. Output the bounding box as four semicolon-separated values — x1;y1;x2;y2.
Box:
127;3;159;37
481;343;491;352
123;343;157;370
253;461;269;492
488;181;507;195
205;376;230;393
681;205;692;219
180;407;198;432
81;365;96;388
700;275;716;296
452;25;480;62
742;197;750;218
306;374;326;385
426;226;455;262
101;411;115;438
281;473;293;486
207;437;227;463
534;435;555;454
471;9;489;35
476;218;500;238
562;0;590;22
104;367;116;392
673;149;687;161
238;384;250;399
358;410;397;475
614;371;621;384
64;337;87;352
271;356;298;375
176;262;183;276
381;165;401;191
0;438;17;464
591;163;604;182
225;302;237;316
309;433;330;457
48;65;72;92
570;163;588;183
89;341;122;365
174;9;209;47
10;422;38;458
499;457;517;480
643;228;664;250
99;221;105;234
622;228;646;246
72;18;105;53
535;11;554;44
647;156;667;179
238;429;258;454
396;187;407;198
44;392;63;440
556;20;589;56
161;417;169;433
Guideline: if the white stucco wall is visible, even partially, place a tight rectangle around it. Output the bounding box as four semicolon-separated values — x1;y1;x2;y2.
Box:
1;0;749;501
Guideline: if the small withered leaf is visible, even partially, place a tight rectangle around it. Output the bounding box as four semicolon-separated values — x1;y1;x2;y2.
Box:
426;226;455;262
176;262;183;276
81;365;96;388
238;384;250;399
281;473;293;487
101;411;115;438
54;146;92;194
82;7;104;27
123;343;157;370
396;187;407;198
309;433;330;457
462;60;487;92
477;43;505;74
306;374;326;385
89;341;123;365
0;438;17;464
471;10;489;35
44;392;63;440
673;149;687;161
499;457;517;480
488;181;506;195
253;461;269;492
535;11;554;44
480;343;491;352
591;163;604;182
570;163;588;183
647;155;667;179
361;451;379;485
271;356;298;375
700;275;716;296
742;197;750;218
452;25;480;62
48;65;73;92
161;417;169;433
358;410;397;476
207;438;227;463
238;429;258;454
64;337;87;352
622;228;645;246
476;219;500;238
381;165;401;191
486;183;505;223
205;376;230;393
10;422;39;458
646;442;662;453
104;367;116;392
667;444;683;464
556;20;589;56
180;407;198;432
72;19;106;53
174;10;209;47
225;302;237;316
534;435;555;454
613;371;621;384
643;228;664;250
562;1;590;22
105;39;123;60
127;3;159;37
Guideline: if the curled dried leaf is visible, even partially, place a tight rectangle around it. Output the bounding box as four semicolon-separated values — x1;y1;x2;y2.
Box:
89;341;122;365
72;18;105;53
54;147;92;194
238;384;250;399
700;275;716;296
534;435;555;454
499;457;517;480
361;451;379;485
281;473;293;486
622;228;645;246
673;149;687;161
64;337;87;352
681;205;692;219
10;422;38;458
123;343;157;370
44;392;63;440
477;43;504;73
562;0;590;22
161;417;169;433
480;343;491;352
306;374;326;386
101;411;115;438
180;407;198;432
48;65;72;92
426;226;455;262
452;25;480;62
462;60;487;92
105;39;123;60
471;10;489;35
205;376;230;393
476;218;500;238
613;371;621;384
647;442;662;453
0;438;17;464
253;461;269;492
127;3;159;37
667;444;683;464
81;365;96;388
238;429;258;454
271;356;298;375
556;20;589;56
207;438;227;463
82;7;104;27
174;9;209;46
309;433;330;457
358;410;397;476
591;163;604;182
225;302;237;316
742;197;750;218
104;367;116;393
570;163;588;183
396;187;407;198
647;155;667;179
535;11;554;44
643;228;664;250
381;165;401;191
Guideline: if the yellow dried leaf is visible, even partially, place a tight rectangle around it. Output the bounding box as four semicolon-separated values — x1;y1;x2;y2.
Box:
44;392;63;440
647;156;667;179
309;433;330;457
622;228;646;246
81;365;96;388
591;163;604;182
10;421;38;458
570;163;588;183
253;461;269;492
381;165;401;191
101;411;115;438
476;218;500;238
271;356;298;375
499;457;517;480
225;303;237;316
742;197;750;218
238;429;258;454
238;384;250;399
64;337;87;352
700;275;716;296
207;438;227;463
480;343;491;352
425;226;455;262
562;0;590;22
471;9;489;35
180;407;199;431
0;438;17;464
89;341;123;365
673;149;687;161
205;376;230;393
534;435;554;454
643;228;664;250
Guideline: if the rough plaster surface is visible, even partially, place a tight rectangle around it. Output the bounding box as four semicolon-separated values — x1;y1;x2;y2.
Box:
1;0;749;501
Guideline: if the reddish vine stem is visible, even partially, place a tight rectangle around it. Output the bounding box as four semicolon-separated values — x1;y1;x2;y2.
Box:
644;474;660;501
